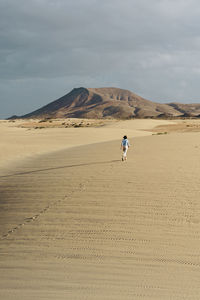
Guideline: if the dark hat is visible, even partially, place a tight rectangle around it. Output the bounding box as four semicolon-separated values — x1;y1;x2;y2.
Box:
123;135;127;139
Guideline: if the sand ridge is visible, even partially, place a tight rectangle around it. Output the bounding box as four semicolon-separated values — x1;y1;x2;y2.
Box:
0;118;173;172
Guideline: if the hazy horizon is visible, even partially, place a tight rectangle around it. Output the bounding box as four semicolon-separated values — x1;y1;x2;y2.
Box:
1;0;200;119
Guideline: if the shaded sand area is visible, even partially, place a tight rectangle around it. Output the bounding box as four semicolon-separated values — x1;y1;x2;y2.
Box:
1;119;200;299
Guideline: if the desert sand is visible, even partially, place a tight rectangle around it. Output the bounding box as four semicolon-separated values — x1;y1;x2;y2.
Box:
0;118;172;171
1;118;200;299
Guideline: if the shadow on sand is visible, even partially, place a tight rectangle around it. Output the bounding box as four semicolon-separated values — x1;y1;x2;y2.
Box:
0;160;120;179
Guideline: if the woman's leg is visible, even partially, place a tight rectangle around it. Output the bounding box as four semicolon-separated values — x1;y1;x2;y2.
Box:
124;147;128;160
122;146;128;160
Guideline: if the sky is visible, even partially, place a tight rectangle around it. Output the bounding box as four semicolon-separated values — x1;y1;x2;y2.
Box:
1;0;200;118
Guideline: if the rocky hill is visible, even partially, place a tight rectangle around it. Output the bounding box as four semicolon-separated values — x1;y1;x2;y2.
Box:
10;87;200;119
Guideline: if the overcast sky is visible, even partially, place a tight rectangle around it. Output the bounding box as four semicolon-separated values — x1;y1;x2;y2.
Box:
1;0;200;118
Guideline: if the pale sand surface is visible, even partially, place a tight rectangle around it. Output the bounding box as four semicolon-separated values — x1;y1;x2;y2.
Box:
0;119;173;171
1;120;200;299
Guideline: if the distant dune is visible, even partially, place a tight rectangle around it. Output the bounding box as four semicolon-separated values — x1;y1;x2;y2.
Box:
9;87;200;119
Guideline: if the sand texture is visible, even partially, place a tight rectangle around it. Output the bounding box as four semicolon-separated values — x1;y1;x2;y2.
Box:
1;119;200;299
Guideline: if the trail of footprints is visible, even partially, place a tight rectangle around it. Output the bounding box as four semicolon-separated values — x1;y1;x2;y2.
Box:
1;162;119;241
1;181;89;240
1;163;114;243
1;203;56;240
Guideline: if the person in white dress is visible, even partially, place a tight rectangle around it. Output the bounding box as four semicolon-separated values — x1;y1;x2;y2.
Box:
121;135;130;161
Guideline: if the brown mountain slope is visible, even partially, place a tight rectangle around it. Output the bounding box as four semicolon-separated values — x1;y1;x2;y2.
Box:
10;87;200;119
168;102;200;117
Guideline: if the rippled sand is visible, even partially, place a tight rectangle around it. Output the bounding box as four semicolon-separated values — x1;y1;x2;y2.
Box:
1;119;200;299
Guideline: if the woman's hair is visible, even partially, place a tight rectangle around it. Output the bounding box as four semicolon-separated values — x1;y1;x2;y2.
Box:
123;135;127;139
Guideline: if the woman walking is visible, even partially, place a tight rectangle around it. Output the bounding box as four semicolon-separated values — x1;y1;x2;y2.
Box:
121;135;130;161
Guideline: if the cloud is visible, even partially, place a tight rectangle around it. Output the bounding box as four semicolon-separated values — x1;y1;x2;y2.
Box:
1;0;200;118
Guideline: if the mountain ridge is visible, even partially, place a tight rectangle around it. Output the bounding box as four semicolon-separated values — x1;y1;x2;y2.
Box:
9;87;200;119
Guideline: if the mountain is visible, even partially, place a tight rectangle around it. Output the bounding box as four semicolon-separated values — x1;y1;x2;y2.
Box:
9;87;200;119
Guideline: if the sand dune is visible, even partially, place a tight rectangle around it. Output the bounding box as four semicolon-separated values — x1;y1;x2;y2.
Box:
0;118;172;172
1;119;200;299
